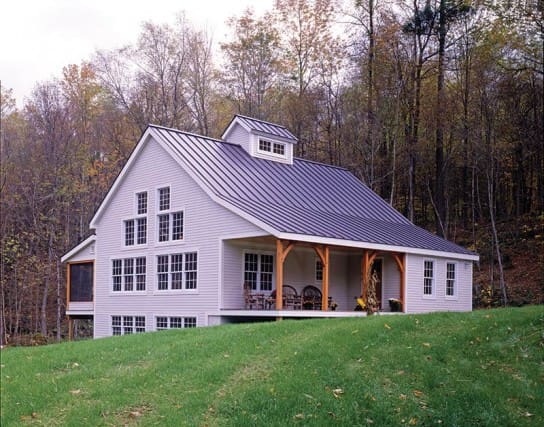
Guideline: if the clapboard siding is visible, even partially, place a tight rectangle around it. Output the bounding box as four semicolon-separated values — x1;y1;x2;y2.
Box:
405;254;472;313
224;122;250;153
93;136;262;337
381;254;401;311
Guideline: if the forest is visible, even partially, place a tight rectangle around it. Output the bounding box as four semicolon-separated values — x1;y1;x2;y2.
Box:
0;0;542;345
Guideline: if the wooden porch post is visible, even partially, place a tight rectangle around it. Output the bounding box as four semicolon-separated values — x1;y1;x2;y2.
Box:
68;316;73;341
275;239;296;310
361;250;378;297
392;253;406;313
314;245;330;311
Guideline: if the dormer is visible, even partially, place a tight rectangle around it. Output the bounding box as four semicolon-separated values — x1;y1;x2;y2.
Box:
221;115;298;165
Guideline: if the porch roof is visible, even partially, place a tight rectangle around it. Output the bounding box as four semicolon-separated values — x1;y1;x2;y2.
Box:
146;125;476;258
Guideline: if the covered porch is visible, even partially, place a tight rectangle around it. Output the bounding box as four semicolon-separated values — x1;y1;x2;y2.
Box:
221;236;406;315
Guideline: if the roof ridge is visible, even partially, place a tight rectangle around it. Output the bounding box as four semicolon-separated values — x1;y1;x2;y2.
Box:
147;124;240;147
234;114;290;130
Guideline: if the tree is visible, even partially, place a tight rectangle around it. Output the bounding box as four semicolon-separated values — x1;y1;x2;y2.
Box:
221;9;282;119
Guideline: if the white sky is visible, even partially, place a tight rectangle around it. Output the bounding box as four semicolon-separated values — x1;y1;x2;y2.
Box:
0;0;274;106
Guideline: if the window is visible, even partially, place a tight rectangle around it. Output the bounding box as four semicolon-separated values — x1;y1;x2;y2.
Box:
125;218;147;246
259;139;271;152
273;143;285;155
423;260;434;296
315;259;323;282
156;252;198;291
258;139;285;156
158;211;184;242
69;262;93;302
125;192;148;246
137;192;148;215
112;315;145;335
157;187;183;242
156;316;197;330
112;257;146;292
244;253;274;291
158;187;170;211
446;262;456;297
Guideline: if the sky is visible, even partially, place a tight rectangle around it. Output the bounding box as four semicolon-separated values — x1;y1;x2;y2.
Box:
0;0;273;106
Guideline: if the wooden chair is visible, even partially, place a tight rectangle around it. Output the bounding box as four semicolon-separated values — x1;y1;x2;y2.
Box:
283;285;302;310
302;285;322;310
243;283;264;310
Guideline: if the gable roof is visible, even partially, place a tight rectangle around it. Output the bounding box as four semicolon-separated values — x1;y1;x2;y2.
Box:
222;115;298;143
146;125;477;260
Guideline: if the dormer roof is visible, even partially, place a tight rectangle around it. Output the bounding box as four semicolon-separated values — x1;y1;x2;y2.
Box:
222;115;298;143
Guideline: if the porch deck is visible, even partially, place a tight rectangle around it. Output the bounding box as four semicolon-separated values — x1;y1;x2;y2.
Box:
220;309;368;319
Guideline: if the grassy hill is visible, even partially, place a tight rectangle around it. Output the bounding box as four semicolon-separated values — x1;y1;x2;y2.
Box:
1;307;543;426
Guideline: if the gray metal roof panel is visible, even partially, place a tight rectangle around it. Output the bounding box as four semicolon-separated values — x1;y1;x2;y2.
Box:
149;125;474;256
234;115;298;142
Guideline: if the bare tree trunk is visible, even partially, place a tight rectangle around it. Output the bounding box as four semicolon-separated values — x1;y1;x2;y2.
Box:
40;231;54;337
486;170;507;306
56;257;62;342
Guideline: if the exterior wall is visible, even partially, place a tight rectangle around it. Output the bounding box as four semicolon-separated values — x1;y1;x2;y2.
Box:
381;254;401;312
67;242;96;263
92;137;263;338
405;254;473;313
224;123;251;153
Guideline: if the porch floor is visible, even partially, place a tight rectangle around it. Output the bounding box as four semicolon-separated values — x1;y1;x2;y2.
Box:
219;309;369;319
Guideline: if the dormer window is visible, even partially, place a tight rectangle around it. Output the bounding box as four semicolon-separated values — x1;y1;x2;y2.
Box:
259;139;285;157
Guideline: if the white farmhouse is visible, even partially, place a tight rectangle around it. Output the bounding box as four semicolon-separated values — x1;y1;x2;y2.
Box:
62;115;479;338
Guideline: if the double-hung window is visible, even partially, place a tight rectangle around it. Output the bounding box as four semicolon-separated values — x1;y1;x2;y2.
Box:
157;187;184;242
112;257;146;292
125;191;147;246
315;259;323;282
157;252;198;291
423;260;434;296
446;262;456;297
244;252;274;292
112;315;146;335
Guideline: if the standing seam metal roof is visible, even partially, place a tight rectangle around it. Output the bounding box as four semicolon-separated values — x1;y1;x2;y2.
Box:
149;125;475;256
228;115;298;142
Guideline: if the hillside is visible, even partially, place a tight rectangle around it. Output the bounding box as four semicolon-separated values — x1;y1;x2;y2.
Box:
1;307;543;426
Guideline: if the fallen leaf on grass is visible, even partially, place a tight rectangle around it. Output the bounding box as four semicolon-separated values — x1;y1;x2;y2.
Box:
70;389;81;395
522;412;534;417
332;388;344;398
422;342;431;348
409;417;418;425
413;390;424;398
294;413;305;420
399;394;407;400
129;410;142;419
384;323;391;330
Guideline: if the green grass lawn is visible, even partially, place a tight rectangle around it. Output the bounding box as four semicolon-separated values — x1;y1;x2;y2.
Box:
1;306;543;426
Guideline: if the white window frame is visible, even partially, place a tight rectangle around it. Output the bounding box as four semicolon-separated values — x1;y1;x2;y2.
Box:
445;262;457;299
243;251;275;292
155;316;197;330
258;138;286;159
315;258;323;283
112;315;146;336
155;252;198;292
423;259;435;298
111;257;147;293
124;191;148;247
156;185;184;244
